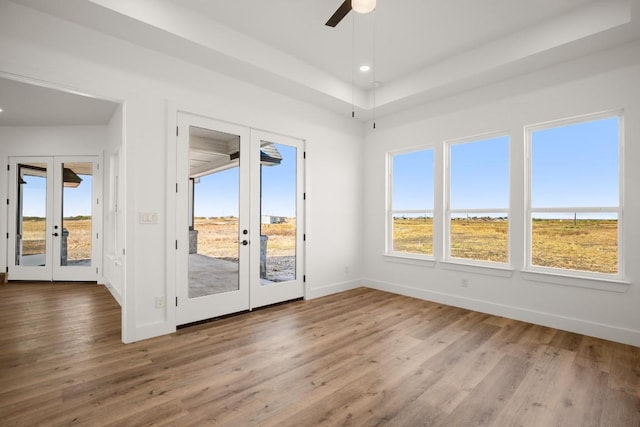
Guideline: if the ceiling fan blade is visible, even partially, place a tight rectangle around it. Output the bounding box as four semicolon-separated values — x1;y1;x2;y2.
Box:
325;0;352;27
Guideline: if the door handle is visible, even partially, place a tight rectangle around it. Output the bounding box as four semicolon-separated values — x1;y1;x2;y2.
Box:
53;232;59;237
241;240;249;246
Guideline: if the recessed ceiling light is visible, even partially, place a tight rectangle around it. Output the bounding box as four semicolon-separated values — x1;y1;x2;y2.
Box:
0;108;3;113
359;65;371;72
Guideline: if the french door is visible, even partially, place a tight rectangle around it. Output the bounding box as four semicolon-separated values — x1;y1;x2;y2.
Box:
249;130;305;308
7;156;101;281
175;114;304;325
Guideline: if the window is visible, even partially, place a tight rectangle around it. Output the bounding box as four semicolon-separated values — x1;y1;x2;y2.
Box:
446;135;510;264
527;113;621;277
387;148;434;257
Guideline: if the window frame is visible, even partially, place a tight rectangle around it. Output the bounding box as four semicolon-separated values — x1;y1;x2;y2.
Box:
444;132;511;267
524;110;624;280
386;145;435;260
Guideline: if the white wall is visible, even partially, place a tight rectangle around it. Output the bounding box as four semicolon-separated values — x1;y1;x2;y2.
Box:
363;41;640;346
0;126;106;157
8;1;635;347
0;1;364;342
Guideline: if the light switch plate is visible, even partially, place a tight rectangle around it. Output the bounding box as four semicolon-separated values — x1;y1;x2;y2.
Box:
139;212;159;224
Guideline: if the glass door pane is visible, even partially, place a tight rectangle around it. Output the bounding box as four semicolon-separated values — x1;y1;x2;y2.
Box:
60;162;93;267
52;157;99;281
8;157;54;281
250;131;304;309
188;127;241;298
175;114;251;326
260;142;297;284
16;163;48;267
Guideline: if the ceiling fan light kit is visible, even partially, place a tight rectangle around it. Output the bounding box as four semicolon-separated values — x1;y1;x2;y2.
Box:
325;0;378;127
352;0;376;14
325;0;376;27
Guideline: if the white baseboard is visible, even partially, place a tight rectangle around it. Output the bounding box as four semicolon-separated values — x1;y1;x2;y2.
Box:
306;279;362;300
127;321;176;343
102;281;123;307
363;278;640;347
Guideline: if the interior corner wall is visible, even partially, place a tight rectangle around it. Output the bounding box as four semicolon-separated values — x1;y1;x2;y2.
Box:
102;103;125;305
0;1;364;342
362;40;640;346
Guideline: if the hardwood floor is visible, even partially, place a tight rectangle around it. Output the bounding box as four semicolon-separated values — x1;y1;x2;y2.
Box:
0;283;638;426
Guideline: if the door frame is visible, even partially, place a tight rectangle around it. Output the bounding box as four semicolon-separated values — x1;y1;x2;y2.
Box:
170;110;306;327
6;155;102;282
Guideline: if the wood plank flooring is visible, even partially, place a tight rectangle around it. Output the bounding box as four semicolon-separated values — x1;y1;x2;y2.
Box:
0;282;638;426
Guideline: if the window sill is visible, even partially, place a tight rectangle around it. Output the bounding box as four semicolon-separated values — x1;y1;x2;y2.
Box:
440;260;514;277
521;270;630;293
384;253;436;268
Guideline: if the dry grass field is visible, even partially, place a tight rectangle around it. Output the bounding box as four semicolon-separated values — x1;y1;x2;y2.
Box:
22;216;295;270
532;218;617;274
393;217;617;274
21;217;617;274
20;218;92;260
392;217;509;262
194;217;296;260
451;218;509;263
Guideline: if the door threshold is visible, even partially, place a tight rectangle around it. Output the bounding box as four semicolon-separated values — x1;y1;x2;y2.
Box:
6;280;98;284
177;297;304;330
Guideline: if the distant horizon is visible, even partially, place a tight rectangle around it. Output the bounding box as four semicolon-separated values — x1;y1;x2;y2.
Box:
22;117;618;221
393;215;617;221
393;115;619;220
20;172;93;218
194;143;297;218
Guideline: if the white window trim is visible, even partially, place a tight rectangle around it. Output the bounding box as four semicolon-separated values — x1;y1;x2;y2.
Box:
386;146;435;259
524;110;625;282
444;132;511;267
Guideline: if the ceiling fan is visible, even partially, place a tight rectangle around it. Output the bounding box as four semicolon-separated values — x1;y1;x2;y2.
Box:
325;0;376;27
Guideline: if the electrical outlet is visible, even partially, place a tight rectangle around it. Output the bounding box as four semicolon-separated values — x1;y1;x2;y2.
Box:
461;278;469;288
344;266;349;274
155;296;166;309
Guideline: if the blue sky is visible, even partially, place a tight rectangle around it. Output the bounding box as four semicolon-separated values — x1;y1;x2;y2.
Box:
21;144;298;219
21;173;93;218
64;175;93;217
194;168;239;217
393;115;619;217
392;136;510;211
392;149;435;211
21;116;619;220
531;116;619;208
194;144;297;218
20;175;46;217
450;135;510;210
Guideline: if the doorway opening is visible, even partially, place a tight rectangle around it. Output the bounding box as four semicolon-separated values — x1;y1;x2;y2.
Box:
8;156;100;282
1;75;125;339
